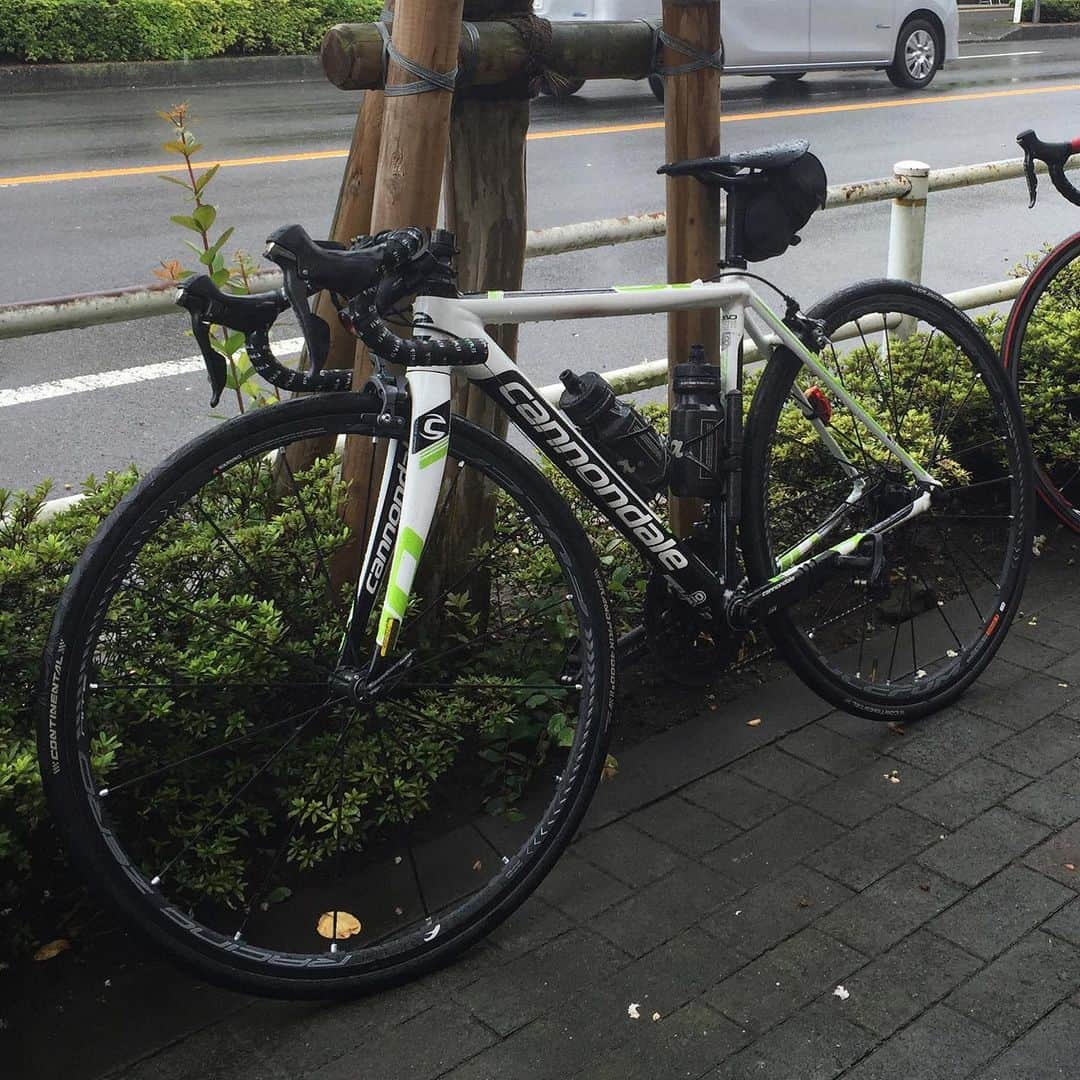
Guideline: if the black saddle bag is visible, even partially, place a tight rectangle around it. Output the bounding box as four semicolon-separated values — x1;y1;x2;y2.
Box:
742;152;828;263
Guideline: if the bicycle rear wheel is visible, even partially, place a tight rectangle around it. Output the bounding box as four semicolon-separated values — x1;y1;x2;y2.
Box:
1001;230;1080;531
39;393;613;997
742;280;1033;720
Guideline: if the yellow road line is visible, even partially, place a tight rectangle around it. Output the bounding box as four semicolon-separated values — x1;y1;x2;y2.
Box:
4;81;1080;189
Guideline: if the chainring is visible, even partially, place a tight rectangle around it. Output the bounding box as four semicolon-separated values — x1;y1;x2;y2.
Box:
643;549;746;686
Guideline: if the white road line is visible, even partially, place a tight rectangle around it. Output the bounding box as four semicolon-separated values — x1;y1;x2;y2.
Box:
957;51;1044;61
0;337;305;409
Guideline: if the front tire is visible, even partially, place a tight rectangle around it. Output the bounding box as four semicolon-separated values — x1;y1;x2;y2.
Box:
742;281;1033;720
39;394;614;998
887;18;941;89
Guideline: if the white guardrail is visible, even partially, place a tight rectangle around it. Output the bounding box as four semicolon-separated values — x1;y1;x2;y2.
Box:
2;153;1078;406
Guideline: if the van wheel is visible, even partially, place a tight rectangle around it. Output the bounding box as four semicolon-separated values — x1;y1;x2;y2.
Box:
887;18;940;89
771;72;806;83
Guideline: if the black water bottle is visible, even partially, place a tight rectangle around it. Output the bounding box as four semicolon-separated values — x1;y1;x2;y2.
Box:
669;346;723;498
558;370;668;500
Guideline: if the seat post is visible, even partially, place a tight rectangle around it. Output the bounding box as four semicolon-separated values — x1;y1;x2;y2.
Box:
723;188;749;270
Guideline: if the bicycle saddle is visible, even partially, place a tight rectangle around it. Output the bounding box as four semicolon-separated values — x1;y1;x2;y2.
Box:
659;140;811;183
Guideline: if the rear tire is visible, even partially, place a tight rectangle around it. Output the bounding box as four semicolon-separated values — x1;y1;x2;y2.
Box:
741;280;1033;720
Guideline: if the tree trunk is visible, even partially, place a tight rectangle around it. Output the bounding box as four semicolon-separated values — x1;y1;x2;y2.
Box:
662;0;722;536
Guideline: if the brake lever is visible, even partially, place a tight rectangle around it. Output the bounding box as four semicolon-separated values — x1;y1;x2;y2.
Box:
1024;149;1038;209
191;316;229;407
279;264;331;374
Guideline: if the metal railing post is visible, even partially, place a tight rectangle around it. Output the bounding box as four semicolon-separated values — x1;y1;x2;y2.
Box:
887;160;930;336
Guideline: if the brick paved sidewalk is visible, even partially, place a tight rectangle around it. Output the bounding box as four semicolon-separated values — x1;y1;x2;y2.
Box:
8;546;1080;1080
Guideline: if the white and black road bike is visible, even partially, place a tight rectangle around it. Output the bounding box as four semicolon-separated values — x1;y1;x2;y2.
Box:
39;141;1033;997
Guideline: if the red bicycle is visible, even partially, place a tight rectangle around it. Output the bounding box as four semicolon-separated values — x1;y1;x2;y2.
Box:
1001;130;1080;530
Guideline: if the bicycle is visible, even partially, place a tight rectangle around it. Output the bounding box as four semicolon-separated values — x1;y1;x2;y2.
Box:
1001;129;1080;531
39;139;1034;997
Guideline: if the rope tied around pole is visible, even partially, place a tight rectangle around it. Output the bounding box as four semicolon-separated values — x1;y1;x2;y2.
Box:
375;20;459;96
648;22;723;78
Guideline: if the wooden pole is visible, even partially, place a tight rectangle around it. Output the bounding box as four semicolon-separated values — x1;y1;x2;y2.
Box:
662;0;722;537
322;20;656;90
337;0;466;572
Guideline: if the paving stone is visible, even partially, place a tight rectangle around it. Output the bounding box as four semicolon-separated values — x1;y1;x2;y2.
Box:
983;714;1080;779
309;1001;496;1080
1042;896;1080;947
590;860;741;958
812;806;940;891
713;1001;873;1080
570;1002;749;1080
887;707;1012;775
627;795;740;857
841;1004;1006;1080
973;657;1030;689
487;896;575;958
832;929;982;1038
447;928;747;1080
778;724;882;777
996;632;1068;672
816;864;964;956
947;931;1080;1038
704;805;844;890
113;1024;289;1080
1005;774;1080;829
535;850;631;922
918;807;1050;887
704;928;865;1038
973;1002;1080;1080
930;865;1074;960
572;820;689;889
1013;614;1080;655
819;710;905;749
1023;820;1080;891
453;927;628;1035
701;865;854;964
1046;649;1080;686
804;756;935;828
900;756;1029;829
963;671;1075;731
730;745;836;800
680;771;789;830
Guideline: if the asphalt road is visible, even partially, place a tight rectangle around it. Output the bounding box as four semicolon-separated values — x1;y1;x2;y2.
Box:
3;39;1080;492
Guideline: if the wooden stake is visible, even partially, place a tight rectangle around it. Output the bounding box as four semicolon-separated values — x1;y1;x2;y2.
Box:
662;0;722;536
337;0;465;570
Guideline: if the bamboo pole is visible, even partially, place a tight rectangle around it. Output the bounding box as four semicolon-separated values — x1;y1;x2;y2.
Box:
661;0;722;537
337;0;466;574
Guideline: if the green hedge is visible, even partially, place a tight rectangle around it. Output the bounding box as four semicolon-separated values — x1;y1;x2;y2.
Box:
0;0;383;64
1022;1;1080;22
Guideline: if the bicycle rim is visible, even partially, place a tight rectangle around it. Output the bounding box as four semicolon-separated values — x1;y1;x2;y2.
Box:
40;395;613;996
743;280;1032;719
1001;231;1080;532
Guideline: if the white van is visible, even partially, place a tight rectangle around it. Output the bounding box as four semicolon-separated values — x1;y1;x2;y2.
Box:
532;0;960;95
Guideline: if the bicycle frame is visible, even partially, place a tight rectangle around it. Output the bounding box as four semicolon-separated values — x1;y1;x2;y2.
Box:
351;276;941;664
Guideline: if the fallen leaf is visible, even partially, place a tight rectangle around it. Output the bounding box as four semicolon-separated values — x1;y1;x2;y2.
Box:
889;775;901;785
627;1002;641;1020
472;859;483;872
651;1012;661;1022
833;985;850;1001
602;754;619;782
1066;864;1076;872
34;939;70;962
796;897;811;909
887;722;905;736
708;703;719;711
918;882;931;892
1059;683;1070;689
316;911;362;940
394;906;404;916
747;717;762;727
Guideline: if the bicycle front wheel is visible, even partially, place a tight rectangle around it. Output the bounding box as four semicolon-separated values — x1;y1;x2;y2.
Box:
1001;230;1080;531
742;280;1033;720
39;393;614;997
